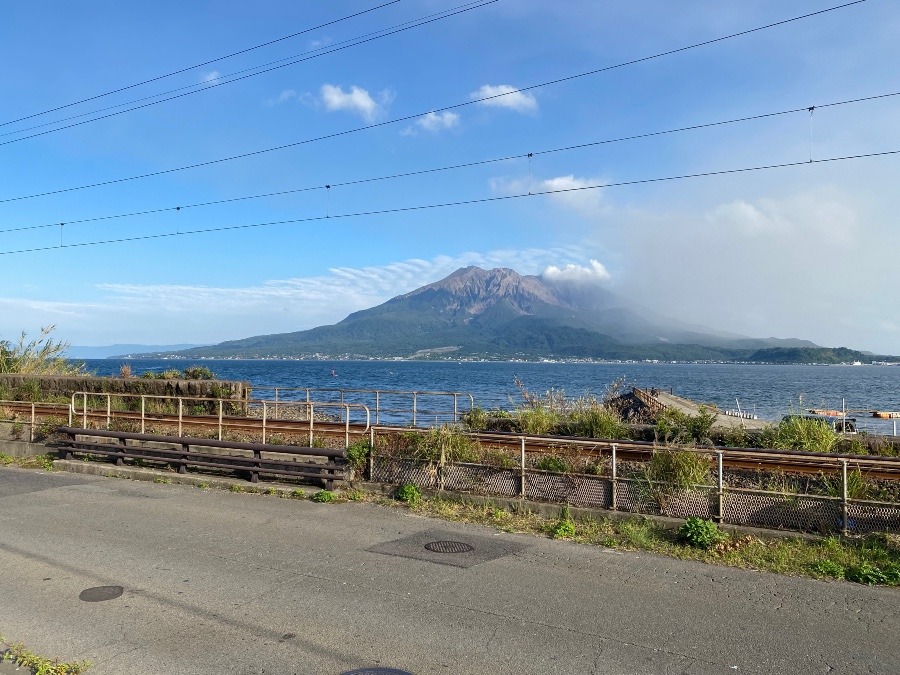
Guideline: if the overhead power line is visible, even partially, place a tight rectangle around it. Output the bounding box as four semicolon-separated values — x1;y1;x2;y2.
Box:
0;1;400;129
0;0;866;204
0;1;497;145
2;88;898;235
2;148;897;257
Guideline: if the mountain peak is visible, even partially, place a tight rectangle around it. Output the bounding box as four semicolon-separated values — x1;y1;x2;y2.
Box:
401;266;559;317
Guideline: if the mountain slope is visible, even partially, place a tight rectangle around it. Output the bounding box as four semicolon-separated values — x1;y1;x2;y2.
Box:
153;266;832;361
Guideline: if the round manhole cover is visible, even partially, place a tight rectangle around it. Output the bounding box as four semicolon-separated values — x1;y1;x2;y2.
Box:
79;585;124;602
341;670;414;675
424;540;474;554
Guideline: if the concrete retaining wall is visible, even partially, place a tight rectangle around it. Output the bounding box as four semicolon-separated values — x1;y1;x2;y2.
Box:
0;374;249;402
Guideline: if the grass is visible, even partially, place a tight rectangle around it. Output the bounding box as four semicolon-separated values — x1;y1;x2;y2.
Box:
338;491;900;588
0;633;91;674
0;452;55;470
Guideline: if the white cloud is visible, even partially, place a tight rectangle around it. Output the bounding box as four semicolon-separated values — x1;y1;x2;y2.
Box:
542;260;611;283
490;174;609;218
266;89;299;106
202;71;220;83
401;111;460;136
471;84;537;113
418;111;460;132
87;247;589;342
320;84;390;123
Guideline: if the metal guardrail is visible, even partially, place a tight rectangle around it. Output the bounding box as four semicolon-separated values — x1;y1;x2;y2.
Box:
69;392;371;447
58;427;346;488
249;386;474;426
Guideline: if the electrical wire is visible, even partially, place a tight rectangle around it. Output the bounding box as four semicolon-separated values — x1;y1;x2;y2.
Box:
0;1;496;145
2;87;897;234
0;0;866;204
2;148;896;256
0;1;400;129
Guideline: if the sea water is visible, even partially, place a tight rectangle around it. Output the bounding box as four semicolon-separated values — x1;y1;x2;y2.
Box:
77;359;900;431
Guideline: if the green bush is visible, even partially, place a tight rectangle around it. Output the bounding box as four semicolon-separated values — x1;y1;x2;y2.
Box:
769;416;839;453
678;517;726;549
516;406;560;435
846;562;887;585
654;407;717;445
182;366;215;380
564;405;628;439
551;506;576;539
534;454;571;473
644;449;711;489
460;406;489;431
810;559;846;579
395;483;422;505
311;490;335;503
346;439;371;476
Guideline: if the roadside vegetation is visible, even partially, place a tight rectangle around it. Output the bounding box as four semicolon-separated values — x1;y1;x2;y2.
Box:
0;633;91;674
0;326;85;377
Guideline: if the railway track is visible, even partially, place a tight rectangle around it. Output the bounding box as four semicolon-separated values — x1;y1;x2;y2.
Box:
3;401;900;479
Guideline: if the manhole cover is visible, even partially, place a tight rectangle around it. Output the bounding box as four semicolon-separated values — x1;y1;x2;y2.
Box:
79;585;124;602
341;670;414;675
424;540;474;554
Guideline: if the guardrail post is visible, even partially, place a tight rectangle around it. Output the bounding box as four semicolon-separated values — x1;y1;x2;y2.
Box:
140;396;146;435
82;393;88;428
375;391;380;425
520;437;526;498
309;403;314;447
413;393;418;427
841;459;849;536
611;443;617;511
262;401;267;445
344;405;350;448
117;437;127;466
29;403;35;442
369;427;376;480
453;394;459;422
178;399;183;437
274;387;279;420
716;451;724;524
439;442;446;491
180;443;189;474
106;395;112;430
218;400;223;441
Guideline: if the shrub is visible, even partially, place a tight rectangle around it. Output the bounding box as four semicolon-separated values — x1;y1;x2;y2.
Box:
771;416;838;453
564;404;628;439
654;407;717;445
183;365;215;380
346;439;371;476
395;483;421;505
810;559;846;579
516;406;560;435
644;449;711;490
0;325;85;376
311;490;335;503
678;517;726;549
551;506;576;539
460;406;489;431
534;455;571;473
846;563;887;585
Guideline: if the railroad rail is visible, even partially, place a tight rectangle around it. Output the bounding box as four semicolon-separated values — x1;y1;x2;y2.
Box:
3;397;900;479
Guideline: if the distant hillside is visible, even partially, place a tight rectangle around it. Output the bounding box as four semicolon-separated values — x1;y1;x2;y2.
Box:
66;344;209;359
130;266;880;364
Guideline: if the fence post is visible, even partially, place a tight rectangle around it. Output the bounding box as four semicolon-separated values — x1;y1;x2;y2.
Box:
344;405;350;448
218;400;223;441
375;391;380;425
29;402;35;442
82;393;88;428
178;399;183;437
439;440;446;491
274;388;279;420
716;451;724;524
412;393;418;427
309;403;314;447
106;395;111;430
262;401;267;445
841;459;849;536
140;396;145;435
453;394;459;422
520;437;526;498
611;443;618;511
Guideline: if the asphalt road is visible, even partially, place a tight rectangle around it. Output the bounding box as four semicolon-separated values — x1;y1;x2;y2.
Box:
0;466;897;675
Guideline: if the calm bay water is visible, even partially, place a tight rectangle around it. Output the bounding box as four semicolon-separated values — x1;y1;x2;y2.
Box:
79;359;900;429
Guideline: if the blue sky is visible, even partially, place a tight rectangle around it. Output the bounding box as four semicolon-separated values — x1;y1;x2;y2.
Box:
1;0;899;353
